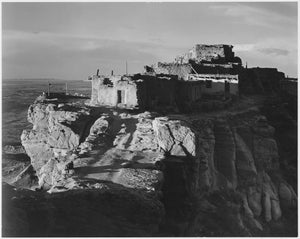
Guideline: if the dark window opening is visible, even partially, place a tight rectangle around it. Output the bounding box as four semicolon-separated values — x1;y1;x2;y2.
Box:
206;80;212;88
103;78;113;86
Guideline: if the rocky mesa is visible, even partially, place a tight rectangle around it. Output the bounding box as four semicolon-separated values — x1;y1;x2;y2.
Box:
2;92;297;236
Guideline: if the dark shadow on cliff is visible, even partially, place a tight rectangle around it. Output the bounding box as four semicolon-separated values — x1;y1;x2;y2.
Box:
260;95;297;192
75;157;157;179
2;181;164;237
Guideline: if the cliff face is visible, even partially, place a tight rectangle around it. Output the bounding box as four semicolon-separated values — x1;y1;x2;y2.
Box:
21;99;96;189
152;112;296;235
14;97;166;236
4;95;296;236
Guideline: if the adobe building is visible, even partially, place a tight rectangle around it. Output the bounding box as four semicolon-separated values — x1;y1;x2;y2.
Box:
90;44;290;111
151;44;242;80
90;73;238;111
90;74;178;111
145;44;241;99
90;44;242;111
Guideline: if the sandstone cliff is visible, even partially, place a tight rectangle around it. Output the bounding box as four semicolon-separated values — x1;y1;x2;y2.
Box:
3;94;297;236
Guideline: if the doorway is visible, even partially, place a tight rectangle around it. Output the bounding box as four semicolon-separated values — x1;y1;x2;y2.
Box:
117;90;125;104
225;81;230;94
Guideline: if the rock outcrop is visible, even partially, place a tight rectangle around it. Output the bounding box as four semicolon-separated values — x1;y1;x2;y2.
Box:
153;117;197;157
6;94;295;237
21;99;95;189
151;111;297;235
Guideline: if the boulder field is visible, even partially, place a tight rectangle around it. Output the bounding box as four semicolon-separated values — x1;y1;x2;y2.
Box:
3;95;297;236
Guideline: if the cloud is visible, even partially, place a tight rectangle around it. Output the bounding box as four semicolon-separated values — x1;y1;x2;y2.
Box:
2;30;185;79
233;44;255;52
258;48;289;56
209;3;296;28
234;44;290;56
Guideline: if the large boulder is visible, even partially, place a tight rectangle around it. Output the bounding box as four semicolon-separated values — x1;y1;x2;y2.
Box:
128;112;158;152
152;117;197;157
21;100;95;189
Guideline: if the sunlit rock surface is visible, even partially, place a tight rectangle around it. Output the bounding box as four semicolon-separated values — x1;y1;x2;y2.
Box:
2;94;296;236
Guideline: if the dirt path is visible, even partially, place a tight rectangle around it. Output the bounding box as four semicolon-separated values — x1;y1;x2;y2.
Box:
73;113;159;188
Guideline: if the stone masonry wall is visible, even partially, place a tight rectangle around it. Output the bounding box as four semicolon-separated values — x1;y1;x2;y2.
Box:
152;62;192;80
175;44;235;64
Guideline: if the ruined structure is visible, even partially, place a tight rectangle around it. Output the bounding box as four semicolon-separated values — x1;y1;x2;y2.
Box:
174;44;241;65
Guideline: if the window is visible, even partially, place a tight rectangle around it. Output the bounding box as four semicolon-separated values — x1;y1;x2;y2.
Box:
206;80;212;88
103;78;113;86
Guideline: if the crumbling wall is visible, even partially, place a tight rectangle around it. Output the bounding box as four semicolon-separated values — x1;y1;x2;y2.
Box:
194;44;233;62
175;44;236;64
152;63;192;80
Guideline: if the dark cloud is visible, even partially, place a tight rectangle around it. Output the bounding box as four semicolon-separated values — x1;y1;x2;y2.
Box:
259;48;289;56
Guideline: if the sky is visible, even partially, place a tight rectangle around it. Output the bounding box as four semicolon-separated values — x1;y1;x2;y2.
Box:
2;2;298;80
